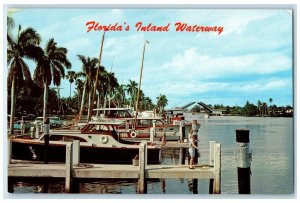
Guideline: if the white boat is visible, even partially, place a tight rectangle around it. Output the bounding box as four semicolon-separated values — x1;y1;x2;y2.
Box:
11;120;161;164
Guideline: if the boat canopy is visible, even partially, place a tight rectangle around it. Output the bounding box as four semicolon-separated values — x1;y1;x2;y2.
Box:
88;120;127;125
93;108;131;111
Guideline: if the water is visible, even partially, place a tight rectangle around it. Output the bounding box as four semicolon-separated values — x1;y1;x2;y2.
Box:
8;116;294;195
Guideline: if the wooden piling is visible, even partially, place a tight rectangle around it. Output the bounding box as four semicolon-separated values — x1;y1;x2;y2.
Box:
180;118;186;165
209;141;216;166
138;141;147;194
43;118;50;164
72;140;80;165
209;141;216;194
192;120;199;164
8;136;12;164
213;143;221;194
150;121;156;143
35;123;40;138
65;142;73;193
44;135;49;164
236;129;251;194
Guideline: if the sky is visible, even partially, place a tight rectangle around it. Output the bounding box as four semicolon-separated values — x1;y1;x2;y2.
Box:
6;8;293;108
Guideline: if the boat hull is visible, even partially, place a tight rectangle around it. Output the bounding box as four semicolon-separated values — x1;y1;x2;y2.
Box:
11;141;160;164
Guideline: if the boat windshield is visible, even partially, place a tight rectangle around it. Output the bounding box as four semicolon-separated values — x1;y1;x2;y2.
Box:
81;124;114;134
138;119;164;126
42;135;88;142
93;108;133;118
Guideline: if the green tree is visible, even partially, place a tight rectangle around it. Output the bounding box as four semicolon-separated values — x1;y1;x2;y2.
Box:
269;98;273;115
126;80;138;108
76;55;98;120
242;101;257;116
75;78;84;110
7;25;42;134
102;71;118;108
34;38;71;122
114;84;126;107
257;100;262;116
156;94;168;113
262;102;268;115
66;71;78;110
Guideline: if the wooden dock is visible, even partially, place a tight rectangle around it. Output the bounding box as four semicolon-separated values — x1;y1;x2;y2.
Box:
8;141;221;194
8;162;215;180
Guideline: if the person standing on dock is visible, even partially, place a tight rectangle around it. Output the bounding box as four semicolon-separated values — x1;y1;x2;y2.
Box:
188;134;198;169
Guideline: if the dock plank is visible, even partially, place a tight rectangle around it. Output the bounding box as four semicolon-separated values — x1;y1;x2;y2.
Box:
8;163;66;178
8;162;214;180
73;164;139;179
146;165;214;179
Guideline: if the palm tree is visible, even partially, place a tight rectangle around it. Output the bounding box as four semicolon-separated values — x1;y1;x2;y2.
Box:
114;84;126;107
7;25;42;134
7;16;14;34
269;98;273;116
76;55;98;121
257;100;262;116
143;96;153;110
262;102;268;116
106;71;118;108
126;80;138;108
34;38;71;122
156;94;168;113
66;71;78;110
75;78;84;110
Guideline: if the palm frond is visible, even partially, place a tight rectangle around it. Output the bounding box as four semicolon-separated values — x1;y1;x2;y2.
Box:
51;60;65;78
19;59;32;82
19;27;41;46
45;38;56;54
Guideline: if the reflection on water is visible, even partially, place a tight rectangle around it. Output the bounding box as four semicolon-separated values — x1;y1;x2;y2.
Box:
8;116;294;194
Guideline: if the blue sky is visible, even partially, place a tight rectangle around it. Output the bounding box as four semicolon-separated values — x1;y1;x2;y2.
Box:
7;8;293;108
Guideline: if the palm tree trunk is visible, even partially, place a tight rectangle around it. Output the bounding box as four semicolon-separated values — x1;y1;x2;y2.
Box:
103;94;107;115
96;93;100;117
9;76;16;134
67;82;71;110
78;81;87;121
87;91;92;121
43;83;48;123
108;92;111;109
129;93;132;108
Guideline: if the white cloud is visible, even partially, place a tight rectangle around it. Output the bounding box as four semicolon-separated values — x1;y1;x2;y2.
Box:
143;77;291;101
177;9;277;36
103;33;145;59
214;11;274;36
161;48;291;80
238;79;291;92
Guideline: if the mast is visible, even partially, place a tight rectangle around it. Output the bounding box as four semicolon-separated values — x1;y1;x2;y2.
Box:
88;31;105;121
108;56;115;109
134;40;149;128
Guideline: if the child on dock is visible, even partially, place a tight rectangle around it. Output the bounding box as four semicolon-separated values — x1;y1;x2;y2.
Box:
188;134;198;169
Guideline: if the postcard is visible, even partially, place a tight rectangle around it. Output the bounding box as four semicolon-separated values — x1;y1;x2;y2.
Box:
5;6;294;196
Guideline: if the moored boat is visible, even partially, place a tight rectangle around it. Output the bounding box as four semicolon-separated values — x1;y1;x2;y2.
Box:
89;108;192;141
116;117;192;141
11;120;161;164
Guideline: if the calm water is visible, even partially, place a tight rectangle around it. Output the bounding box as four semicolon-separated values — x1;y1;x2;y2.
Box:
8;116;294;195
